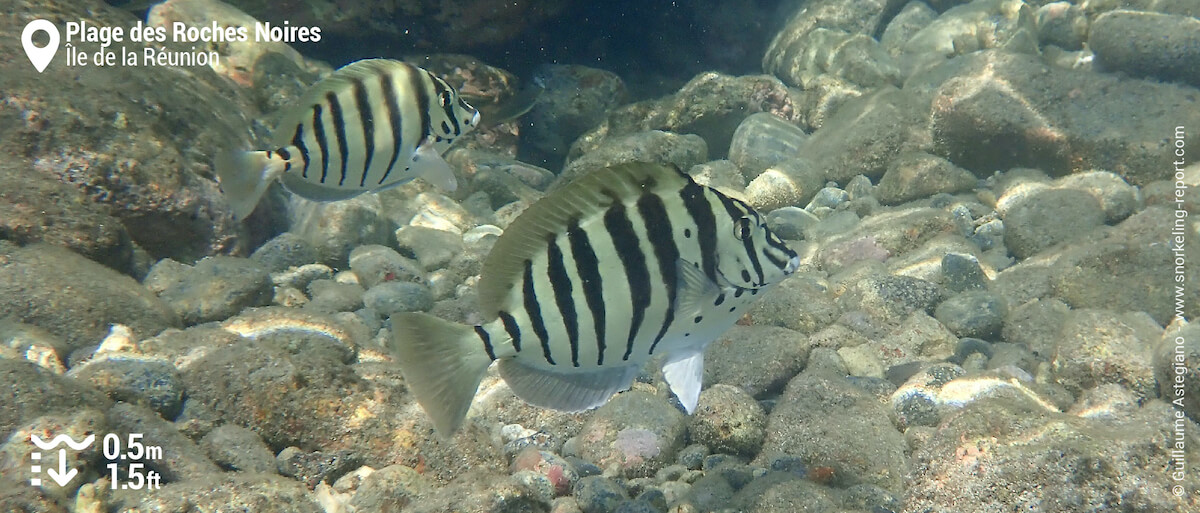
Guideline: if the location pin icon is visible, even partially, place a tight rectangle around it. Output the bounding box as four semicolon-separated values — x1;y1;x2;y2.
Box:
22;19;60;73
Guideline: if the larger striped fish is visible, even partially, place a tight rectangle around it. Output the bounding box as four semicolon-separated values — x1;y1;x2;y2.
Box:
389;162;800;434
216;59;480;219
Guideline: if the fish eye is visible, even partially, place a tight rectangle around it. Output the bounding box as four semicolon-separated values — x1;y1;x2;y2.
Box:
733;217;752;241
440;91;451;107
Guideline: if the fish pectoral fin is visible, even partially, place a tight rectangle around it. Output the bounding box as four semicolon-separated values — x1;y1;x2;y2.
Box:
410;142;458;192
498;359;640;412
387;313;493;435
675;258;721;320
662;351;704;414
215;149;289;220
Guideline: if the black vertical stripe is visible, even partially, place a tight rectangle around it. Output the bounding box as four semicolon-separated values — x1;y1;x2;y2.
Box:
637;193;679;355
546;237;580;367
567;219;606;366
498;310;522;352
410;68;432;147
475;326;497;360
523;260;554;365
436;80;461;136
378;73;404;185
680;181;719;284
352;78;375;187
326;92;350;187
604;203;650;361
311;105;330;184
716;194;765;286
291;124;310;178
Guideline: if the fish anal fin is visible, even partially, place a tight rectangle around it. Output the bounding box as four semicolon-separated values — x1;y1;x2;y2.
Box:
662;351;704;414
497;359;640;412
477;162;692;316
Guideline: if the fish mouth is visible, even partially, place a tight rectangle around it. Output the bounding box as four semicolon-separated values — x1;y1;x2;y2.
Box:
784;255;800;275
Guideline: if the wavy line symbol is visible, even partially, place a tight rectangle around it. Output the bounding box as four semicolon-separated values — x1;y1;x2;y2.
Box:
31;434;94;451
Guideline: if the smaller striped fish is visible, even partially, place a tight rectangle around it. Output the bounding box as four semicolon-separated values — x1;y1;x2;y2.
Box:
216;59;480;219
389;162;800;434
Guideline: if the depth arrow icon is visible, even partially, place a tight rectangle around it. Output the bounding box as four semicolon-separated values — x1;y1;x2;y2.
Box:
45;449;76;487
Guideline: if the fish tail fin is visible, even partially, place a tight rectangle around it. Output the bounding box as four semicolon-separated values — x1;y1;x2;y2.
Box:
388;312;493;435
214;149;290;220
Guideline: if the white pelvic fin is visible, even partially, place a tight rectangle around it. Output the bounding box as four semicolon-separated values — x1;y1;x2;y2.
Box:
497;359;640;412
410;142;458;192
387;313;493;435
215;149;289;220
675;258;721;320
662;350;705;413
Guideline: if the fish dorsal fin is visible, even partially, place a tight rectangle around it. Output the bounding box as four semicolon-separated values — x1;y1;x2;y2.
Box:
273;59;413;145
477;162;692;317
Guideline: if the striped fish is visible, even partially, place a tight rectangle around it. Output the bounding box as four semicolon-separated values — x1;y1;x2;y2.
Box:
216;59;480;220
389;162;800;434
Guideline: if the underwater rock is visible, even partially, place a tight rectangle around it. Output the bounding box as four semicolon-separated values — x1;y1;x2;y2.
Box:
1035;2;1088;50
763;0;896;85
105;402;221;482
889;363;967;429
556;130;708;190
0;0;262;262
573;475;628;513
575;390;688;478
1053;171;1139;224
941;252;989;292
934;290;1008;339
109;472;322;512
743;157;825;213
880;1;938;56
1089;10;1200;88
767;28;902;90
0;318;70;375
904;398;1200;512
876;151;976;205
732;474;840;513
747;274;840;334
687;160;747;191
362;281;434;317
837;275;946;325
704;325;813;399
902;0;1038;60
395;226;464;271
510;448;579;499
347;245;425;289
200;424;277;474
250;232;319;274
291;195;394;269
0;158;134;273
346;464;431;512
727;113;810;182
304;279;365;314
688;385;766;457
755;368;907;492
520;65;628;171
1052;309;1159;398
995;206;1200;325
569;73;800;163
276;447;363;488
69;355;184;419
0;243;179;353
800;74;864;132
799;87;926;184
1000;186;1106;260
764;207;819;241
144;256;272;325
921;50;1200;185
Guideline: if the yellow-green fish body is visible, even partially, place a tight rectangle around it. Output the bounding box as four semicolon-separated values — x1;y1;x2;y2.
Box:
216;59;480;219
390;162;799;434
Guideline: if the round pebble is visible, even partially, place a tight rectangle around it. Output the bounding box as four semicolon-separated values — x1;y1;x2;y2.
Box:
573;476;628;513
941;252;988;292
250;232;318;273
688;385;766;457
934;290;1008;339
363;281;435;316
